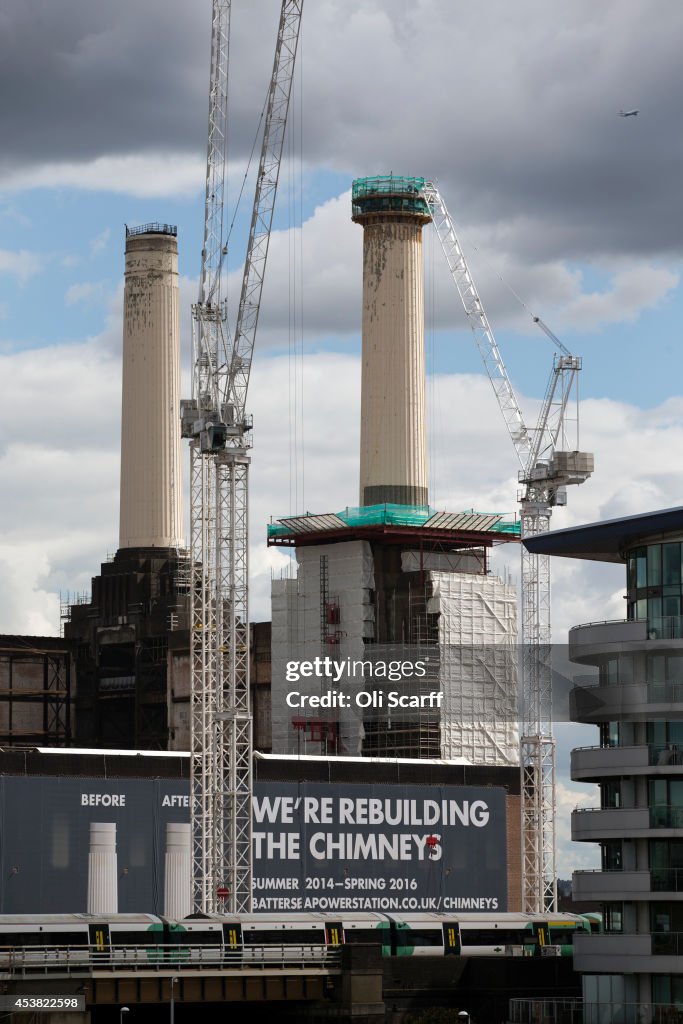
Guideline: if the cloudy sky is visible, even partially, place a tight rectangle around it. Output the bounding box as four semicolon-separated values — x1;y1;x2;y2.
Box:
2;0;683;873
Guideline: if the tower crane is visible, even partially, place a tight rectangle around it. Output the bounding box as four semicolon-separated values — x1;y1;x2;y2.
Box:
422;182;594;913
181;0;303;915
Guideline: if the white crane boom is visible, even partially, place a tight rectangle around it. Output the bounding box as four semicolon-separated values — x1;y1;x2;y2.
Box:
230;2;303;421
423;183;532;470
423;182;593;912
181;0;303;915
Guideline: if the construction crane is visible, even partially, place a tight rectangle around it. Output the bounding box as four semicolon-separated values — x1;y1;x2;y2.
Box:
181;0;303;915
423;182;594;913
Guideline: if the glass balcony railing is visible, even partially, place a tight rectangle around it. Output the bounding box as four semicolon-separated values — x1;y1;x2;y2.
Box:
649;744;683;766
650;804;683;828
648;679;683;703
648;616;683;640
652;931;683;955
651;867;683;892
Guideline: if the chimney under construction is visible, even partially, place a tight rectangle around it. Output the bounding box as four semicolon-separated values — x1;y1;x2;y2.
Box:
352;177;431;508
269;175;520;766
119;224;183;549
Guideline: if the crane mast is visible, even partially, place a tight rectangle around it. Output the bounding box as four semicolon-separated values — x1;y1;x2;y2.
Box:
181;0;303;915
423;183;593;912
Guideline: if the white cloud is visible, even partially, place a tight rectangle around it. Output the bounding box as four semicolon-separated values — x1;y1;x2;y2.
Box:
557;263;679;331
0;545;60;637
89;228;111;257
64;281;106;306
228;190;681;343
0;249;45;284
0;154;205;200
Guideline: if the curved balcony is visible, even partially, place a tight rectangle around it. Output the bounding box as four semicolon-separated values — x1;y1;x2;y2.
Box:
571;744;648;779
570;680;683;724
571;744;683;780
572;806;649;841
573;868;683;901
569;619;647;661
572;869;651;901
573;931;683;974
574;804;683;840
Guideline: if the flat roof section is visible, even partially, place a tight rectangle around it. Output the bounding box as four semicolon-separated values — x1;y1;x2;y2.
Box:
0;749;520;793
523;505;683;563
267;502;521;549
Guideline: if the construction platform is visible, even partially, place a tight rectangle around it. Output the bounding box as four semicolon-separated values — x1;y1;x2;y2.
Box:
267;503;521;550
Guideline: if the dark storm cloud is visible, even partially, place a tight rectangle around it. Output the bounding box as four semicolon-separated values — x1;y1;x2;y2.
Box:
0;0;283;166
2;0;683;260
296;0;683;261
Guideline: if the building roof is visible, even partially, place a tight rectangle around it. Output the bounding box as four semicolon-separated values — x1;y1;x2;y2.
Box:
267;502;520;548
523;506;683;563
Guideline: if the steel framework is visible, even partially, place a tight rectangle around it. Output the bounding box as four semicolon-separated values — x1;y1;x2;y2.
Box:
182;0;303;914
423;182;593;912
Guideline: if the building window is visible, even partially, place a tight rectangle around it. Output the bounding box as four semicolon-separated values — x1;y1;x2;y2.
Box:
652;974;683;1005
647;722;683;764
650;839;683;892
603;902;623;933
628;547;647;590
663;543;682;586
599;722;620;749
650;779;683;827
648;544;662;586
601;840;623;871
598;658;619;686
601;780;621;809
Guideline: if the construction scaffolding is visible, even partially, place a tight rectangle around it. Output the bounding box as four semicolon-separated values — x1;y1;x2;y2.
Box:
270;508;519;764
0;638;73;746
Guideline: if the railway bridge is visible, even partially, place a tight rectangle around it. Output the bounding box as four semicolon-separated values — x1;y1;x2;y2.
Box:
0;943;580;1022
0;943;385;1023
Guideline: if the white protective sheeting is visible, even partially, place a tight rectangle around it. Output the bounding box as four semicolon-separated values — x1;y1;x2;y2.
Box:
428;573;518;765
271;541;375;756
401;549;483;574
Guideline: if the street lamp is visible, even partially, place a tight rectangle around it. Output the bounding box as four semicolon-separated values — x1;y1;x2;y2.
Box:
170;976;178;1024
120;1008;130;1024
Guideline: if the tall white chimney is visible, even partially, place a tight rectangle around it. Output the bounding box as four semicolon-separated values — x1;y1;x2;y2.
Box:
87;822;118;914
352;176;432;508
164;822;191;920
119;224;183;549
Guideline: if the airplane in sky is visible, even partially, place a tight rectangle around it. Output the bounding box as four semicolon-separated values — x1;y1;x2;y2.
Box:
618;109;639;117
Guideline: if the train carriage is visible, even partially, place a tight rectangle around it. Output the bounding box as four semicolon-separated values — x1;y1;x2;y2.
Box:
0;911;593;965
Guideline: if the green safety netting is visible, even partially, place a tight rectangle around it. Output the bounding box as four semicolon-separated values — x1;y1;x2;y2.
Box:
267;503;520;539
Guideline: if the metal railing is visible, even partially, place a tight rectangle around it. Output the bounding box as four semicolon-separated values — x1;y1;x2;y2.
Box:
125;222;178;238
570;617;637;631
570;679;683;704
571;742;683;761
572;805;614;813
509;999;683;1024
0;944;341;975
508;999;582;1023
